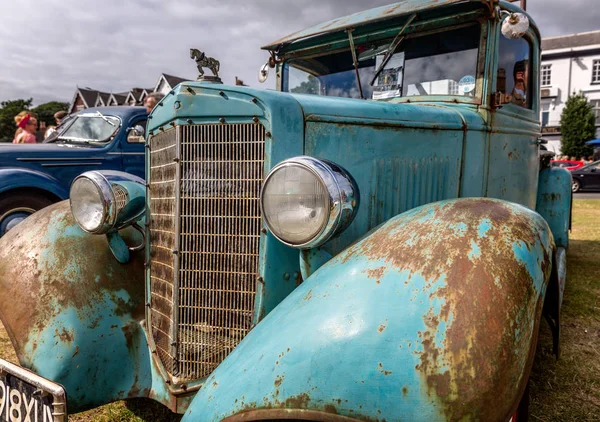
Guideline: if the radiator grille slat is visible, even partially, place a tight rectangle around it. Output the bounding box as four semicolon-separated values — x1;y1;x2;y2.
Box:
149;123;265;381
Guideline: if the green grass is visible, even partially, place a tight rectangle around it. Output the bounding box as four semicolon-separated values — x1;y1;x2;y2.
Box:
1;199;599;421
529;199;600;421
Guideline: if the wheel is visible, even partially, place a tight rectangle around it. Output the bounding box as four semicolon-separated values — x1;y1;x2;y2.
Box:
572;179;581;193
0;193;54;236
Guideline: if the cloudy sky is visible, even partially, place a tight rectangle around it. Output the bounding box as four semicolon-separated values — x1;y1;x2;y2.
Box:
0;0;598;106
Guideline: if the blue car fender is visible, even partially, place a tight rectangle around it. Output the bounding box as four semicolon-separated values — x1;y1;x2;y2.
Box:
183;198;555;422
0;168;68;199
0;201;159;412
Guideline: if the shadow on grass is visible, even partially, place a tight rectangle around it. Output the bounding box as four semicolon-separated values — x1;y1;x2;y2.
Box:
529;237;600;421
125;399;183;422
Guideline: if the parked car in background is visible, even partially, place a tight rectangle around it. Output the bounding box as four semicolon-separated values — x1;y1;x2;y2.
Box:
571;160;600;192
0;106;147;236
550;159;584;171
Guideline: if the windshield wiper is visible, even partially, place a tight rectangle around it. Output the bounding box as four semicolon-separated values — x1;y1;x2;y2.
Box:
369;13;417;86
95;111;115;126
346;28;364;100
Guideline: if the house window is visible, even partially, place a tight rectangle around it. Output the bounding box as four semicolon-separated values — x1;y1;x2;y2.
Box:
591;99;600;123
449;80;459;95
541;64;552;86
593;60;600;84
541;102;550;127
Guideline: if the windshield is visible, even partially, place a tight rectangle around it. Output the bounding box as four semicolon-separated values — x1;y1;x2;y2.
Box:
283;24;480;101
58;114;120;143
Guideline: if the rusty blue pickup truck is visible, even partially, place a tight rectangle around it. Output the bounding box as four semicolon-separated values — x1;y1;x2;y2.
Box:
0;1;572;421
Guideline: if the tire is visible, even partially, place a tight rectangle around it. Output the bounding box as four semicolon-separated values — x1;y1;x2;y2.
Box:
0;193;54;236
572;179;581;193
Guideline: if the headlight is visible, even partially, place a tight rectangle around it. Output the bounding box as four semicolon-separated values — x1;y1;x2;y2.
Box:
70;171;145;234
261;157;359;248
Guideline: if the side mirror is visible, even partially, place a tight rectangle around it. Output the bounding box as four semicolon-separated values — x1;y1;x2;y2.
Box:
127;125;145;143
501;13;530;39
258;62;270;83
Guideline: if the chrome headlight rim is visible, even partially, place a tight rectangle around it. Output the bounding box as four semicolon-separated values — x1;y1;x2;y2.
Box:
260;156;359;249
70;171;117;234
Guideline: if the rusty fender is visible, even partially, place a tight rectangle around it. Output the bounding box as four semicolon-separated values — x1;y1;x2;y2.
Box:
0;201;157;412
182;198;554;422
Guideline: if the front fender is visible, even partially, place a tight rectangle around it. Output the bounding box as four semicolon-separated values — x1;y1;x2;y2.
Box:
0;168;68;198
184;198;554;422
0;201;152;412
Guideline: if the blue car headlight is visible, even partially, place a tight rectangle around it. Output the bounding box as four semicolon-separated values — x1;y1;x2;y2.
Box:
70;171;145;234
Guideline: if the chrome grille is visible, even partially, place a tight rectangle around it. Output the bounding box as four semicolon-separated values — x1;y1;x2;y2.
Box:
112;184;129;213
148;123;265;381
148;128;179;375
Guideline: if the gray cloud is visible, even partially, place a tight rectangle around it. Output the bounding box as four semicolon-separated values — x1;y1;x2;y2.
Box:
0;0;597;105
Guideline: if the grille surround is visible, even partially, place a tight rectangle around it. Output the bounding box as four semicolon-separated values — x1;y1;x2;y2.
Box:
147;123;265;382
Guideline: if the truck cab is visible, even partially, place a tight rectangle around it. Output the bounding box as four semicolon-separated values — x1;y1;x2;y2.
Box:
0;1;571;421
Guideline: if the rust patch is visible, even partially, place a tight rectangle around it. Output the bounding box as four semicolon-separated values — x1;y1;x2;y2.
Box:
303;289;313;301
377;363;392;376
284;393;310;408
402;386;408;397
0;202;145;361
378;320;388;333
341;198;553;420
274;375;283;387
323;404;338;414
364;266;386;285
55;328;74;343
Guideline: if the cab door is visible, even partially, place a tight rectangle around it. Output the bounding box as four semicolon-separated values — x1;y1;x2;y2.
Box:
488;29;540;209
120;117;147;179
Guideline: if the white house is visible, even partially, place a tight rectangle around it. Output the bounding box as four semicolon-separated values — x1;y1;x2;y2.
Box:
540;30;600;154
154;74;190;96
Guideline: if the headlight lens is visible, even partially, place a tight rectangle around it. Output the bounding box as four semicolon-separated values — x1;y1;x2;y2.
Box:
262;164;330;245
261;157;359;249
70;172;116;234
70;171;145;235
70;177;107;233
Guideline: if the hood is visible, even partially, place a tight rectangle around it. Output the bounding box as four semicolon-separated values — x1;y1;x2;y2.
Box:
290;92;486;130
148;81;486;132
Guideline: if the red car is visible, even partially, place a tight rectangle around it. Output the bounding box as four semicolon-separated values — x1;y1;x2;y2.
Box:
550;160;585;171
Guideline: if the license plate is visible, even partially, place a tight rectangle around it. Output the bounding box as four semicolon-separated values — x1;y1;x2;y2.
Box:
0;359;66;422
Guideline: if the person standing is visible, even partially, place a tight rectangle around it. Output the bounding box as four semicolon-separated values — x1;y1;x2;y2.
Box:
144;92;165;113
13;113;38;144
44;110;68;140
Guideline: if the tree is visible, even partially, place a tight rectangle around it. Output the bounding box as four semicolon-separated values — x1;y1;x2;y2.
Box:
0;99;33;143
560;92;595;159
291;75;321;95
32;101;70;128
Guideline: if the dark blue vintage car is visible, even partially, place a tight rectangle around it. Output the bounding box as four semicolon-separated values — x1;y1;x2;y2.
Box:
0;106;147;235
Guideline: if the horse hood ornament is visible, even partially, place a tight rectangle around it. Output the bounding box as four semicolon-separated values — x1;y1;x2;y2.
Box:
190;48;221;82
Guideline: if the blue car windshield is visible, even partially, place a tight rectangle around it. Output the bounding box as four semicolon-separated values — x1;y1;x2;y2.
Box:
58;114;120;143
283;24;480;101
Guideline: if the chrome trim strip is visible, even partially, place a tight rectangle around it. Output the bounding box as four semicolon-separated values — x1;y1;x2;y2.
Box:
17;157;105;161
42;163;102;167
107;152;146;156
0;358;67;422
